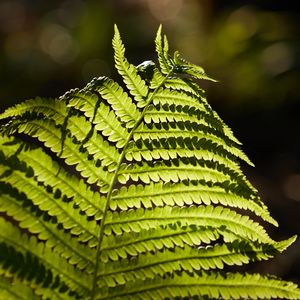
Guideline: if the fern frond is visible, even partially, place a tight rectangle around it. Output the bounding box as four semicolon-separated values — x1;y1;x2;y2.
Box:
155;25;173;75
98;239;295;287
97;272;300;299
0;97;120;172
0;192;96;272
0;25;299;300
149;90;242;148
100;226;221;262
104;206;275;244
119;160;233;185
0;276;40;300
135;122;252;166
87;76;141;128
150;68;199;95
109;182;276;225
101;229;296;266
173;50;216;81
0;165;98;244
155;26;214;83
4;118;112;191
125;141;257;201
150;73;243;146
0;218;92;297
67;90;130;148
126;137;241;173
0;97;68;122
113;25;148;107
1;136;105;220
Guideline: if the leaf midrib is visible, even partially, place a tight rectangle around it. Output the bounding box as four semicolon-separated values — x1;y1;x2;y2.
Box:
89;68;175;299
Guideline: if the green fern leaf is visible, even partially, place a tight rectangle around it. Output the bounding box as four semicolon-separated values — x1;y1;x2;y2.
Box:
113;25;148;107
0;165;98;243
97;238;296;287
109;181;276;225
0;191;95;269
87;77;141;128
0;25;299;300
0;218;92;297
97;272;300;299
155;25;173;75
104;206;275;244
0;276;40;300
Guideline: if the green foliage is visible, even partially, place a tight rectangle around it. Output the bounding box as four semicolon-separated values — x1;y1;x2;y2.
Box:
0;25;299;299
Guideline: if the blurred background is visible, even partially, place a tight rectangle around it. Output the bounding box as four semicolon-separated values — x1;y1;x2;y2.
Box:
0;0;300;283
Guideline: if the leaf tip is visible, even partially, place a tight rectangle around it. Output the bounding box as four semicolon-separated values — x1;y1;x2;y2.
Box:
114;24;120;37
276;235;298;252
156;24;163;42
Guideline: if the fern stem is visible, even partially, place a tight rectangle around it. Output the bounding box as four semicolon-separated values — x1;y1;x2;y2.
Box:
89;68;174;299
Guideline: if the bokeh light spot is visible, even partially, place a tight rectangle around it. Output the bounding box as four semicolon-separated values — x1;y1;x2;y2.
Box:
39;24;79;64
228;6;258;40
147;0;183;21
283;174;300;202
261;42;294;75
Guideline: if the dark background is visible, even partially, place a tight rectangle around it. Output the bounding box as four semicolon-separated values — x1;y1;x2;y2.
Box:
1;0;300;283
